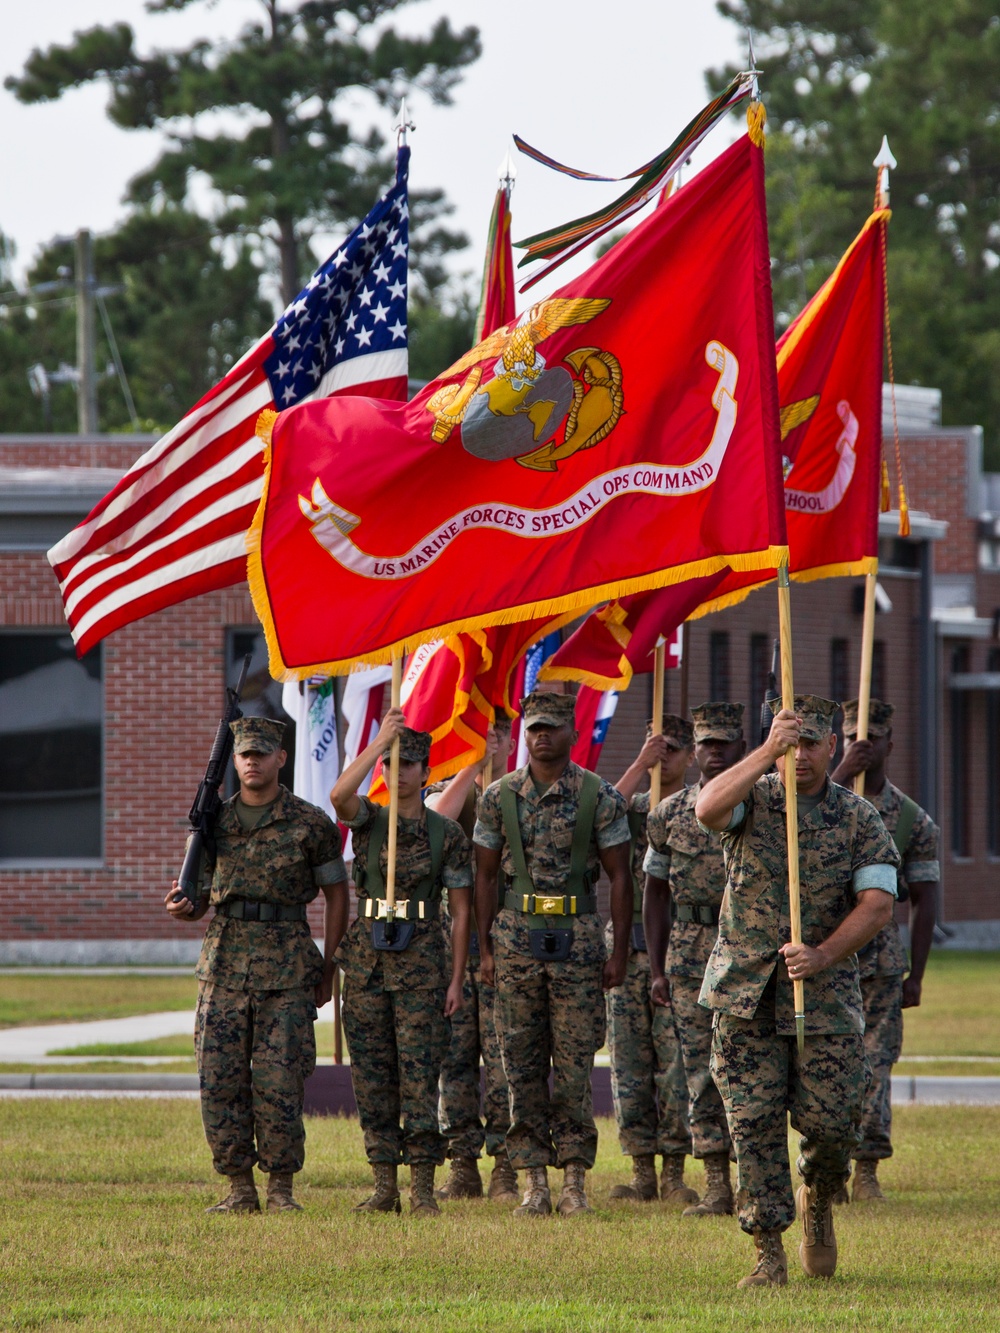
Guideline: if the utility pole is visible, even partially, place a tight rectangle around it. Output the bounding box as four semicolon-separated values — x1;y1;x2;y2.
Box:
75;228;98;433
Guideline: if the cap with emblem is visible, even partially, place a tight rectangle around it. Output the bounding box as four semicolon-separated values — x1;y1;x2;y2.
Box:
521;690;576;729
647;713;694;748
769;694;838;740
842;698;894;738
381;726;433;765
230;716;286;756
692;702;745;743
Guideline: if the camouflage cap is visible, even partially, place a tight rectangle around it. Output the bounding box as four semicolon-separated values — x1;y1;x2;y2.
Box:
646;713;694;748
779;694;838;740
521;690;576;728
692;702;745;743
231;716;286;756
842;698;894;738
382;726;432;765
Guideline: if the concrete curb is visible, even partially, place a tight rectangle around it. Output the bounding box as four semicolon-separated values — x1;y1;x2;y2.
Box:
0;1073;198;1091
3;1071;999;1105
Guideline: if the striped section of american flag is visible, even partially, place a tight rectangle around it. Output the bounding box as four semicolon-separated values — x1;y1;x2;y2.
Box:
48;149;410;655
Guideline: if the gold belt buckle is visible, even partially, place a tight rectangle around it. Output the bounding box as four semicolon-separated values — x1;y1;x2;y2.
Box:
535;895;565;916
376;898;409;920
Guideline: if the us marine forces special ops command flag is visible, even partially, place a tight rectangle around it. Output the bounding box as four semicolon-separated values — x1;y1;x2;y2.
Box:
249;131;788;678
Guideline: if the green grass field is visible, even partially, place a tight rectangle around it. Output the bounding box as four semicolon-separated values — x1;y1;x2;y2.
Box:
0;974;199;1027
0;1102;997;1331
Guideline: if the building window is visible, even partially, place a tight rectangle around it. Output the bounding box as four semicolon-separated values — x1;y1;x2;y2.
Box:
226;630;297;794
830;639;850;702
749;633;772;741
950;645;971;857
872;640;887;704
830;638;850;766
709;631;730;701
0;632;102;861
988;648;1000;856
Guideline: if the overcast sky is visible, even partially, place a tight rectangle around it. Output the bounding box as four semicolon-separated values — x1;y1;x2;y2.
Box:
2;1;745;302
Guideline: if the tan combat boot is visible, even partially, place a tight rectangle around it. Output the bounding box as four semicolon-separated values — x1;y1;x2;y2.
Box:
487;1153;519;1204
436;1155;483;1200
556;1161;592;1217
852;1160;885;1202
660;1154;699;1205
609;1153;658;1202
682;1152;734;1216
205;1169;260;1214
797;1182;837;1277
353;1162;401;1214
513;1165;552;1218
409;1163;441;1216
266;1171;303;1212
737;1230;788;1288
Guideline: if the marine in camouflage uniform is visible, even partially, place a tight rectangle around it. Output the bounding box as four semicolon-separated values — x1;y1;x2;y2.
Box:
165;716;348;1215
475;691;632;1218
697;697;899;1286
644;702;746;1219
832;699;940;1201
605;718;697;1206
425;722;517;1204
332;716;472;1216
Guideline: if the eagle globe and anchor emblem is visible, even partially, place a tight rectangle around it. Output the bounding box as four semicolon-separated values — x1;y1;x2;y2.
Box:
425;297;624;471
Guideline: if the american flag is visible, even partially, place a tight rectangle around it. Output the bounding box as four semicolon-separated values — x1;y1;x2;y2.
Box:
48;148;411;655
571;687;620;770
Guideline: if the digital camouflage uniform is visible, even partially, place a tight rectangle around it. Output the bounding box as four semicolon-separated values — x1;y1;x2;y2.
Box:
475;761;630;1170
645;783;730;1158
855;779;939;1161
425;781;510;1164
700;768;899;1234
606;789;691;1160
337;793;471;1166
195;783;346;1178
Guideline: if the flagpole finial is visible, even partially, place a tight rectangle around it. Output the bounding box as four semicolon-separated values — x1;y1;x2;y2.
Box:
395;96;416;147
498;147;517;192
873;135;897;207
747;28;760;100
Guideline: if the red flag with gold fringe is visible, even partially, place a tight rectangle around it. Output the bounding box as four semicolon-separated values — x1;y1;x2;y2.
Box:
540;206;891;686
248;128;786;679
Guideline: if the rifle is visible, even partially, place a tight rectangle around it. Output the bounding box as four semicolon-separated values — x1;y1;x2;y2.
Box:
176;653;252;903
759;639;780;746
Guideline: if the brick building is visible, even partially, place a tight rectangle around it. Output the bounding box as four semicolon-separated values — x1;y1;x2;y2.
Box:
1;389;998;960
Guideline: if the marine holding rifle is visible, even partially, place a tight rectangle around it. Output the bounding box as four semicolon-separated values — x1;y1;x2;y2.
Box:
330;710;472;1217
831;698;940;1202
165;716;349;1215
473;690;632;1218
695;696;899;1287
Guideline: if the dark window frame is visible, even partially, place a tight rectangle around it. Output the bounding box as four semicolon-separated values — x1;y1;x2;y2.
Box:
0;628;104;866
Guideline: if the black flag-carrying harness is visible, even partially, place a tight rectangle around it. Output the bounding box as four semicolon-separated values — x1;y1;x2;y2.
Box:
500;769;600;962
356;806;447;952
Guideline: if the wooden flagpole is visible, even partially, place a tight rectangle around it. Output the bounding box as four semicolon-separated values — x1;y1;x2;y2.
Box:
650;642;666;806
854;570;878;795
384;655;403;931
777;566;806;1053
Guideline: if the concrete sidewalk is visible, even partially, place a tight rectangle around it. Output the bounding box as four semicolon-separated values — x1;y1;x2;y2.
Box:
0;1011;196;1061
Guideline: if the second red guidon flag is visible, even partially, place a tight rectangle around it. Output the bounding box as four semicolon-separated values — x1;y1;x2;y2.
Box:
250;127;786;677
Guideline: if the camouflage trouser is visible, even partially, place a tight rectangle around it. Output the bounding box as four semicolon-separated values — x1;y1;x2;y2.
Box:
711;1002;866;1234
195;981;317;1177
855;971;904;1161
438;953;510;1159
342;975;449;1166
605;939;691;1157
670;972;731;1158
494;946;605;1170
